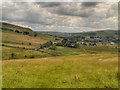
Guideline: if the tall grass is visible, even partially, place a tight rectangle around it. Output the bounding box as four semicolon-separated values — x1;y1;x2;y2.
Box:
2;54;118;88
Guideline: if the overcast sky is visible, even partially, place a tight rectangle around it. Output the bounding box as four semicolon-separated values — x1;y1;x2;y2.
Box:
2;2;118;32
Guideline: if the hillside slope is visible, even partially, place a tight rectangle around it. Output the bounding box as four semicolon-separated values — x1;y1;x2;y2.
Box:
1;22;55;47
1;22;55;60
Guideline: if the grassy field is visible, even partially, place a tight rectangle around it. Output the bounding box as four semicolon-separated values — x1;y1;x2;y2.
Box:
40;44;118;56
2;43;118;60
2;54;118;88
2;46;51;60
2;30;54;47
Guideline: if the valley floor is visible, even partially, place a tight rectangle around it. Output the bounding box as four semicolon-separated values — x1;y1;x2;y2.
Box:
2;54;118;88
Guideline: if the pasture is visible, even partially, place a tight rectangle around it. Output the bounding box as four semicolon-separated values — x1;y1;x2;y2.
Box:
2;54;118;88
2;46;51;60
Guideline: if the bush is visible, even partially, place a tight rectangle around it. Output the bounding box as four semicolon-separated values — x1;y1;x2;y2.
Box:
21;43;24;45
2;44;5;46
11;53;15;57
34;34;37;37
49;45;57;50
15;30;20;33
30;56;35;58
29;43;31;45
23;31;29;35
40;45;44;49
24;55;27;57
83;43;87;46
89;43;92;45
93;43;97;46
73;43;79;48
23;47;26;49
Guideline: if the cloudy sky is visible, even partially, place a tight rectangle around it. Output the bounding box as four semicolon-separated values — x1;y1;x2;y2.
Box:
2;2;118;32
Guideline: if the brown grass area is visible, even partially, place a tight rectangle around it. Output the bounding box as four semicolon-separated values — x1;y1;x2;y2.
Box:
2;32;47;45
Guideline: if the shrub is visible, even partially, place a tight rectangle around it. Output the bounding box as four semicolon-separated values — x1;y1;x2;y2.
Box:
29;43;31;45
83;43;87;46
73;43;79;48
23;47;25;49
34;34;37;37
24;55;27;57
40;45;44;49
11;53;15;57
89;43;92;45
93;43;97;46
15;30;20;33
2;44;5;46
49;45;57;50
23;31;29;35
30;56;35;58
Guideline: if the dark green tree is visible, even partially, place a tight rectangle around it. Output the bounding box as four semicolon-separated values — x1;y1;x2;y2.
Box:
49;45;57;50
74;43;79;48
11;53;15;57
29;43;31;45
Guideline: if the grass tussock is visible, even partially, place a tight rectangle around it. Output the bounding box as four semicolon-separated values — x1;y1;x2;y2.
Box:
2;54;118;88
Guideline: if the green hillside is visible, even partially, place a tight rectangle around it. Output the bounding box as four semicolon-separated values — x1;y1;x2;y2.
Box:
1;22;55;60
1;22;55;46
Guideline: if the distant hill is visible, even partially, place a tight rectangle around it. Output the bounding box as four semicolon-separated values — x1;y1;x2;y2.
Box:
75;30;118;37
37;30;118;43
37;30;118;38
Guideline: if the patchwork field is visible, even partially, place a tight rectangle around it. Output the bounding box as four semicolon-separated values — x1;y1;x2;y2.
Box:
2;30;54;47
2;54;118;88
2;46;51;60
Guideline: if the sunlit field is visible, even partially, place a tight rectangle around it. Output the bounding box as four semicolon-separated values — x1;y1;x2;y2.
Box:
2;54;118;88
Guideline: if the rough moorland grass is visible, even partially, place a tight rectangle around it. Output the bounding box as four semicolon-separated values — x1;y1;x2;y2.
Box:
2;31;54;47
40;46;118;56
2;46;51;60
2;54;118;88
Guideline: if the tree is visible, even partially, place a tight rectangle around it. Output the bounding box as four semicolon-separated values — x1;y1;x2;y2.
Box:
93;43;97;46
49;45;57;50
83;43;87;46
62;39;68;45
64;41;71;47
49;41;53;45
74;43;79;48
11;53;15;57
82;37;85;39
21;42;24;45
23;31;29;35
34;34;37;37
30;56;35;58
44;41;53;47
89;43;92;45
29;43;31;45
24;55;27;57
56;42;62;46
15;30;20;33
40;45;44;49
2;44;5;46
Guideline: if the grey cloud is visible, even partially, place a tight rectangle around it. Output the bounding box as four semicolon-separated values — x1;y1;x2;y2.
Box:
47;3;95;18
2;2;118;32
2;2;56;25
35;2;61;7
81;2;100;7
